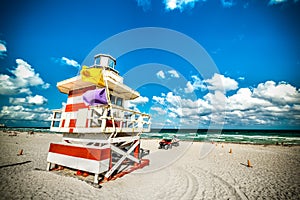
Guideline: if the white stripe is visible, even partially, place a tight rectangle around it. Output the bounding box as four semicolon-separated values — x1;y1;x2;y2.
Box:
62;112;78;120
67;96;84;105
47;152;110;174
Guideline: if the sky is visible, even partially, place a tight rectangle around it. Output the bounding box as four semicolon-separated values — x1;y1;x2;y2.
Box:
0;0;299;129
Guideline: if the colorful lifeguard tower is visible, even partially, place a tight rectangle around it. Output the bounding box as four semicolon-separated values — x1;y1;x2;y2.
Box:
47;54;151;184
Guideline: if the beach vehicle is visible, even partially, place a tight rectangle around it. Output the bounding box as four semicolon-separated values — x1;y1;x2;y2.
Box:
158;135;180;150
47;54;151;184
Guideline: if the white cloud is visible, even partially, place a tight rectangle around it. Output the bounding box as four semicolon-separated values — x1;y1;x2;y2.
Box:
184;75;206;93
166;92;182;107
220;0;235;8
0;105;52;121
152;92;211;120
168;70;179;78
153;96;165;105
204;73;238;93
164;0;239;11
268;0;287;5
136;0;151;11
164;0;200;11
9;95;48;106
224;82;300;126
156;69;180;80
27;95;48;105
150;76;300;128
238;77;245;81
156;70;166;79
126;96;149;111
52;56;81;68
0;43;6;52
168;112;177;118
0;59;50;95
130;96;149;105
252;81;300;104
151;106;167;115
61;57;80;68
0;41;7;58
227;88;272;111
184;81;194;93
9;97;26;105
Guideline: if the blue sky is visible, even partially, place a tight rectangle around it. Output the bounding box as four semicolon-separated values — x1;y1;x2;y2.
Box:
0;0;299;129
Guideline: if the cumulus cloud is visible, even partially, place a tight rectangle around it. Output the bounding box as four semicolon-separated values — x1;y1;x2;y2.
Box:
153;96;165;105
160;0;296;12
164;0;200;11
52;56;80;68
163;0;240;11
9;95;48;106
184;73;237;94
0;59;50;95
156;69;180;79
136;0;151;11
184;75;206;93
220;0;235;8
225;82;300;126
131;96;149;105
168;70;179;78
126;96;149;111
152;92;211;119
252;81;300;105
0;105;52;122
150;75;300;128
268;0;287;5
184;81;194;93
61;57;80;68
156;70;165;79
204;73;238;93
0;41;7;58
151;106;167;115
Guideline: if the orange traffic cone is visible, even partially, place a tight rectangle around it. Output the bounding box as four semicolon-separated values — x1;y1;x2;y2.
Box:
17;149;23;156
247;160;253;168
76;170;82;176
82;172;89;177
229;148;232;154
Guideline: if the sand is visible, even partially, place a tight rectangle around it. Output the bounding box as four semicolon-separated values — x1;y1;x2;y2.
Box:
0;131;299;200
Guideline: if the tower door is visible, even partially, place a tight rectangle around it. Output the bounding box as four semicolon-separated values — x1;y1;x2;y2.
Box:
76;108;88;127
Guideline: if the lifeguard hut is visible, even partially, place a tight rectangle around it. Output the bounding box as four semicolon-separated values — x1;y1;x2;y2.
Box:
47;54;151;184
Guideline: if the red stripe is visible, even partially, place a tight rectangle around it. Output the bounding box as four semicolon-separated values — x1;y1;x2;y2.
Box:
69;119;76;127
68;86;96;98
65;103;88;112
69;128;73;133
61;119;65;128
49;143;111;161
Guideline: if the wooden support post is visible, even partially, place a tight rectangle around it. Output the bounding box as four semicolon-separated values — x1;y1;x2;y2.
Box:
134;140;140;167
94;174;99;184
247;160;253;168
46;162;51;171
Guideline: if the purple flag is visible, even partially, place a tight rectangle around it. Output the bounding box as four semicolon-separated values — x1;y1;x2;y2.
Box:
82;88;108;106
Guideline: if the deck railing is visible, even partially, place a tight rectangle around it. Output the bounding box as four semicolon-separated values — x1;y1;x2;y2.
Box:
50;104;151;135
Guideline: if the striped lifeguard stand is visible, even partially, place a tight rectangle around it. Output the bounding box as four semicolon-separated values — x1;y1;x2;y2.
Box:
47;54;151;184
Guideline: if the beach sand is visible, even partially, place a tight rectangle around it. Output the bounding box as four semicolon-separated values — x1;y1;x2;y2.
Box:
0;131;299;199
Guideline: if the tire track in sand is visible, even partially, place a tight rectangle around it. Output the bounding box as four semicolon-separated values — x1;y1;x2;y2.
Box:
183;165;248;200
151;167;199;200
177;167;200;200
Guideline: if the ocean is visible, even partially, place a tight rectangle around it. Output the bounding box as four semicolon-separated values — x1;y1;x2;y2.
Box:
1;127;300;145
141;129;300;146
